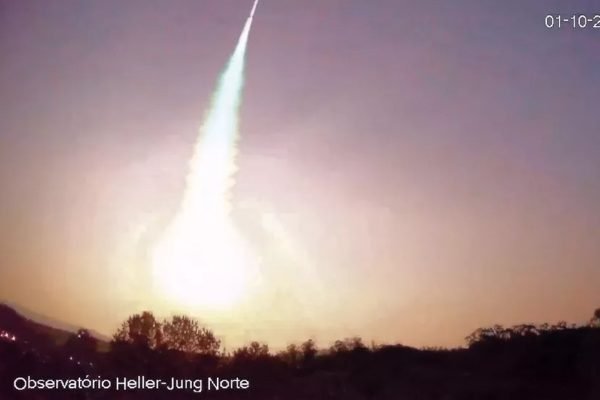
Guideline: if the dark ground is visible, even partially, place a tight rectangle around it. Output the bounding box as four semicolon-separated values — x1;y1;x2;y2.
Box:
1;303;599;399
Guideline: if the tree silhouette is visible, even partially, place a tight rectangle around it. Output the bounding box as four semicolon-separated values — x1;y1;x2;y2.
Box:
161;315;221;355
330;337;367;353
233;341;269;361
278;343;301;367
113;311;162;349
465;324;511;346
591;308;600;327
300;339;317;367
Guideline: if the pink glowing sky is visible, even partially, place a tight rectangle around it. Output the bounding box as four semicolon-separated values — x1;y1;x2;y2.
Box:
1;0;599;349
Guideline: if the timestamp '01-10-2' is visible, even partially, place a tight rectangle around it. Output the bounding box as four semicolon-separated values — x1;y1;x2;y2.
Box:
545;14;600;29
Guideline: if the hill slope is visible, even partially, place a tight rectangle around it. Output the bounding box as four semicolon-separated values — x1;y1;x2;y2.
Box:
0;303;108;348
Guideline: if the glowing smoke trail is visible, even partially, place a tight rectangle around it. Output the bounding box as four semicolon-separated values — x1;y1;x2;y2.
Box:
184;2;257;215
152;1;260;309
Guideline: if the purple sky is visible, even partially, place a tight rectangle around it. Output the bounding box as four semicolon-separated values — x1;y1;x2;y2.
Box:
1;0;599;348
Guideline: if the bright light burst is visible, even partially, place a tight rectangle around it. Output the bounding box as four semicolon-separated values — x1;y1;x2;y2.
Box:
152;8;257;310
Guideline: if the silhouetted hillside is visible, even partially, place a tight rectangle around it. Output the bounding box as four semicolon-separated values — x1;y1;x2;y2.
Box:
0;303;108;351
1;302;109;342
1;306;599;399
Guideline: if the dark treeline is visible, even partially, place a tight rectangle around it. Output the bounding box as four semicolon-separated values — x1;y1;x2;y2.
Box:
1;304;599;399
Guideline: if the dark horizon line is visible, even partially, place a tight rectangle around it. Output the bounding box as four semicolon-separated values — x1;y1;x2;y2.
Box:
2;301;598;352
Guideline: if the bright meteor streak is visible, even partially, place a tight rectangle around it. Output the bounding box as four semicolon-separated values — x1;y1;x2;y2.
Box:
250;0;259;18
152;1;260;310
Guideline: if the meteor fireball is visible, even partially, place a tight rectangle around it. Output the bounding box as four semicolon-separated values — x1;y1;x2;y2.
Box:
152;1;260;310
